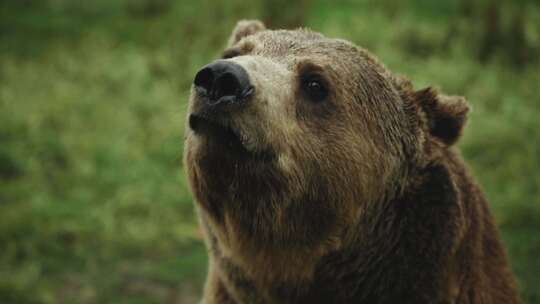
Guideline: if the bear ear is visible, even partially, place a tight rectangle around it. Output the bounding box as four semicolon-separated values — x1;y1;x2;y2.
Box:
227;19;266;47
415;87;470;146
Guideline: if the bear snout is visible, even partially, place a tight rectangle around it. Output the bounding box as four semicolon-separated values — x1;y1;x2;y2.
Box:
192;60;254;114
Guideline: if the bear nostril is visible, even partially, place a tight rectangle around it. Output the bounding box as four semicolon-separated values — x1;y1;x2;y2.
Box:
213;72;240;100
193;67;214;94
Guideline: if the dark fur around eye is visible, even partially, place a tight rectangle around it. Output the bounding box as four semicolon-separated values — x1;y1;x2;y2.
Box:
301;75;329;102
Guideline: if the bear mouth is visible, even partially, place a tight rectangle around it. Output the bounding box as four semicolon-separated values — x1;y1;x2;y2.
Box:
188;114;274;161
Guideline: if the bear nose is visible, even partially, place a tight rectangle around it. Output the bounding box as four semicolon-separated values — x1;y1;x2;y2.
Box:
193;61;253;106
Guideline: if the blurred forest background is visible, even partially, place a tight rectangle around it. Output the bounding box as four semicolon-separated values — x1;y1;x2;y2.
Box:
1;0;539;303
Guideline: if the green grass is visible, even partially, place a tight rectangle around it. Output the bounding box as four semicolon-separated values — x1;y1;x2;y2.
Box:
1;1;539;303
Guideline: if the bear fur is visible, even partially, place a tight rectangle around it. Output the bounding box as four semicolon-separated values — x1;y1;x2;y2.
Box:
184;20;520;304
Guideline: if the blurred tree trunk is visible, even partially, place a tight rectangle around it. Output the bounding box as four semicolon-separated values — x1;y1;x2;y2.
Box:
127;0;171;18
476;1;537;68
460;0;475;18
262;0;311;29
478;2;501;63
506;8;531;69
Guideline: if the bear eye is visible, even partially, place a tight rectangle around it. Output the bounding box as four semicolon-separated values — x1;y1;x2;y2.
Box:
301;76;328;102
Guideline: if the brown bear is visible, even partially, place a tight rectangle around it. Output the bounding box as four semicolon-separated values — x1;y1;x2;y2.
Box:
183;20;521;304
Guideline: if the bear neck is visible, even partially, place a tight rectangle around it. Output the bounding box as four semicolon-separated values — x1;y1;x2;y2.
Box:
299;162;461;302
206;158;464;303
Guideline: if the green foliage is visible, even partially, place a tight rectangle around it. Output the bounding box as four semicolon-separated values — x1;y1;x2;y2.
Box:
1;0;539;303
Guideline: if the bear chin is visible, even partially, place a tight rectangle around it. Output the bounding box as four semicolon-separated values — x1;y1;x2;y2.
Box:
188;113;275;163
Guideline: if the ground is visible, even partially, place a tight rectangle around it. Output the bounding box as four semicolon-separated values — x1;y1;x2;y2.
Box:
0;1;539;303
